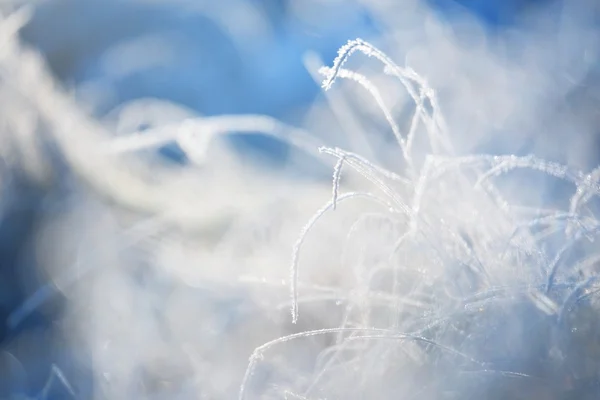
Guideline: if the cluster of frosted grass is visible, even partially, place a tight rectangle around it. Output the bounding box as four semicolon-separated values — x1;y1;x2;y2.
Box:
236;38;600;399
2;3;600;400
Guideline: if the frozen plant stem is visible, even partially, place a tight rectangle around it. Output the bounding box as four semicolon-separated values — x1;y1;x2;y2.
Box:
290;192;396;324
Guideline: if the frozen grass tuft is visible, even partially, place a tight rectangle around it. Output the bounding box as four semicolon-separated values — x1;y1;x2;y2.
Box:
244;38;600;399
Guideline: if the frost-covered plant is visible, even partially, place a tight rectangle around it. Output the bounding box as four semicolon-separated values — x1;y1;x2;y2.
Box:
239;39;600;399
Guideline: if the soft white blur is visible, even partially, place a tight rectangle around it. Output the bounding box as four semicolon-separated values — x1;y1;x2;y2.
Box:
0;0;599;399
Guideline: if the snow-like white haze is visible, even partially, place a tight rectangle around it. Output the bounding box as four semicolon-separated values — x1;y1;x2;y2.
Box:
0;0;600;399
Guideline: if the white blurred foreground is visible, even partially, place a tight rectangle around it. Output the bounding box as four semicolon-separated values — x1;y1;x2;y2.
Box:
1;1;600;399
